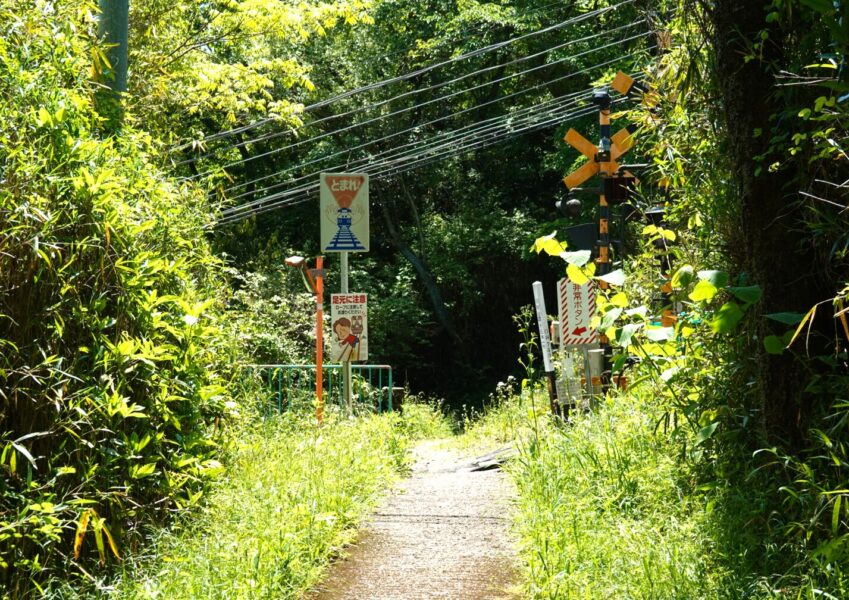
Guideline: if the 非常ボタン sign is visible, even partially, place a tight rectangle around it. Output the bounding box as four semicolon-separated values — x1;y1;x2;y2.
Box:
320;173;369;253
330;293;368;362
558;278;598;347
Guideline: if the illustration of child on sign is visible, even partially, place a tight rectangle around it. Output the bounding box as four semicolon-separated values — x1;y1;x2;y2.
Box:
332;317;360;362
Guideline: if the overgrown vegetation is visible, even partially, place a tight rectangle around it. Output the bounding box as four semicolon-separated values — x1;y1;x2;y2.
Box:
0;3;234;593
507;391;724;599
3;0;849;596
45;402;447;599
517;0;849;594
470;380;845;598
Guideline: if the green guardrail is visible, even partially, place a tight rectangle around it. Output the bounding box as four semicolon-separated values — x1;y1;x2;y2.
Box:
253;364;395;414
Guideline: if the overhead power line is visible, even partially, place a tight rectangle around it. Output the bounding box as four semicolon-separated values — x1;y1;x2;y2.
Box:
187;27;651;181
216;96;630;226
214;53;629;198
212;46;651;199
222;88;597;209
179;18;646;168
213;104;591;225
216;102;597;224
171;0;637;152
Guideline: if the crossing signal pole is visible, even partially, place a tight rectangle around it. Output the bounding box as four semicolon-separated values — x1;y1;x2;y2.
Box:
561;71;643;386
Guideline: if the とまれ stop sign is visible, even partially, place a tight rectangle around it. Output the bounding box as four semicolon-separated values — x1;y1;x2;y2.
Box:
320;173;369;253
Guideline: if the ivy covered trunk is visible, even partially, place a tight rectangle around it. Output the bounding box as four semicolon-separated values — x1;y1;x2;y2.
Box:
709;0;833;448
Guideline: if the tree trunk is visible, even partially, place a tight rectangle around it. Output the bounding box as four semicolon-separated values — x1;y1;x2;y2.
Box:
380;200;461;343
710;1;831;448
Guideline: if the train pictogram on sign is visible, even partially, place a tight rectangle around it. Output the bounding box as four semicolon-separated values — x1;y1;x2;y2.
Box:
321;173;370;253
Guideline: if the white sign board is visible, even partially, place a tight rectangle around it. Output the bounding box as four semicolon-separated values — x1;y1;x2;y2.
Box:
320;173;369;253
558;278;598;347
330;293;368;362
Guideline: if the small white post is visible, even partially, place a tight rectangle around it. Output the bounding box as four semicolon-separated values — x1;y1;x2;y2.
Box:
532;282;558;414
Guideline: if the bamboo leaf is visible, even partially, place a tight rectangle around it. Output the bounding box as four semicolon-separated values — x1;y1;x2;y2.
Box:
131;463;157;479
11;442;37;470
74;510;91;559
832;495;842;535
788;304;818;348
94;522;105;565
101;522;121;561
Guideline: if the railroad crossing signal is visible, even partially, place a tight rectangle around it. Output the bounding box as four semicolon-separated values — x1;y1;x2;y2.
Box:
558;71;644;390
562;121;636;189
561;72;642;283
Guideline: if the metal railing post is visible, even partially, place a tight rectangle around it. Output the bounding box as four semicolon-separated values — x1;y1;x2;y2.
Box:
388;368;394;411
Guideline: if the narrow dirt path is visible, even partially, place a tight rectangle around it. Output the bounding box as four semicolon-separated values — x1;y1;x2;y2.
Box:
308;440;520;599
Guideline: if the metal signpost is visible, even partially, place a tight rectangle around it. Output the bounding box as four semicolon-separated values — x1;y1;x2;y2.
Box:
284;255;325;424
320;173;370;412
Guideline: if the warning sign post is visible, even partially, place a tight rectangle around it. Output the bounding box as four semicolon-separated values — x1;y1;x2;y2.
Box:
320;173;369;253
330;294;368;363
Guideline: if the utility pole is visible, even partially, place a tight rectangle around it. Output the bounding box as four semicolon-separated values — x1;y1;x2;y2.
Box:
313;257;326;423
340;251;353;414
97;0;129;127
285;255;326;425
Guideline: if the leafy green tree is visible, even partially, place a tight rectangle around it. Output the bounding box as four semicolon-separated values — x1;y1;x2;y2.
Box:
208;0;653;397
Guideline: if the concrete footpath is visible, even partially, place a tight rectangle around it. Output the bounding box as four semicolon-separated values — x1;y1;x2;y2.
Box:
308;440;520;599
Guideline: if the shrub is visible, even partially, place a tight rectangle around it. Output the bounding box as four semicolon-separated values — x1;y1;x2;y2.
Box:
0;2;231;593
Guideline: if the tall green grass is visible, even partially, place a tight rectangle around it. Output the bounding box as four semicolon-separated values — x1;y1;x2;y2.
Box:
465;386;729;599
462;380;849;599
49;401;450;599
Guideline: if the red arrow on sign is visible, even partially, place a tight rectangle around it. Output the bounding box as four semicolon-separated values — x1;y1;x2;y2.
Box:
572;327;587;335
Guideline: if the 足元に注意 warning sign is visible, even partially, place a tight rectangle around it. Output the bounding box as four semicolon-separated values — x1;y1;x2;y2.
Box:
558;278;598;347
330;293;368;362
320;173;369;253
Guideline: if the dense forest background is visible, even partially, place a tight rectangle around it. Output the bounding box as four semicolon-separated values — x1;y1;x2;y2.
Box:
1;0;849;596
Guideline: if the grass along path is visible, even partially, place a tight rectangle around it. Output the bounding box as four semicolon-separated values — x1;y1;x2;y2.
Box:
56;382;730;599
465;386;734;599
89;405;451;599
